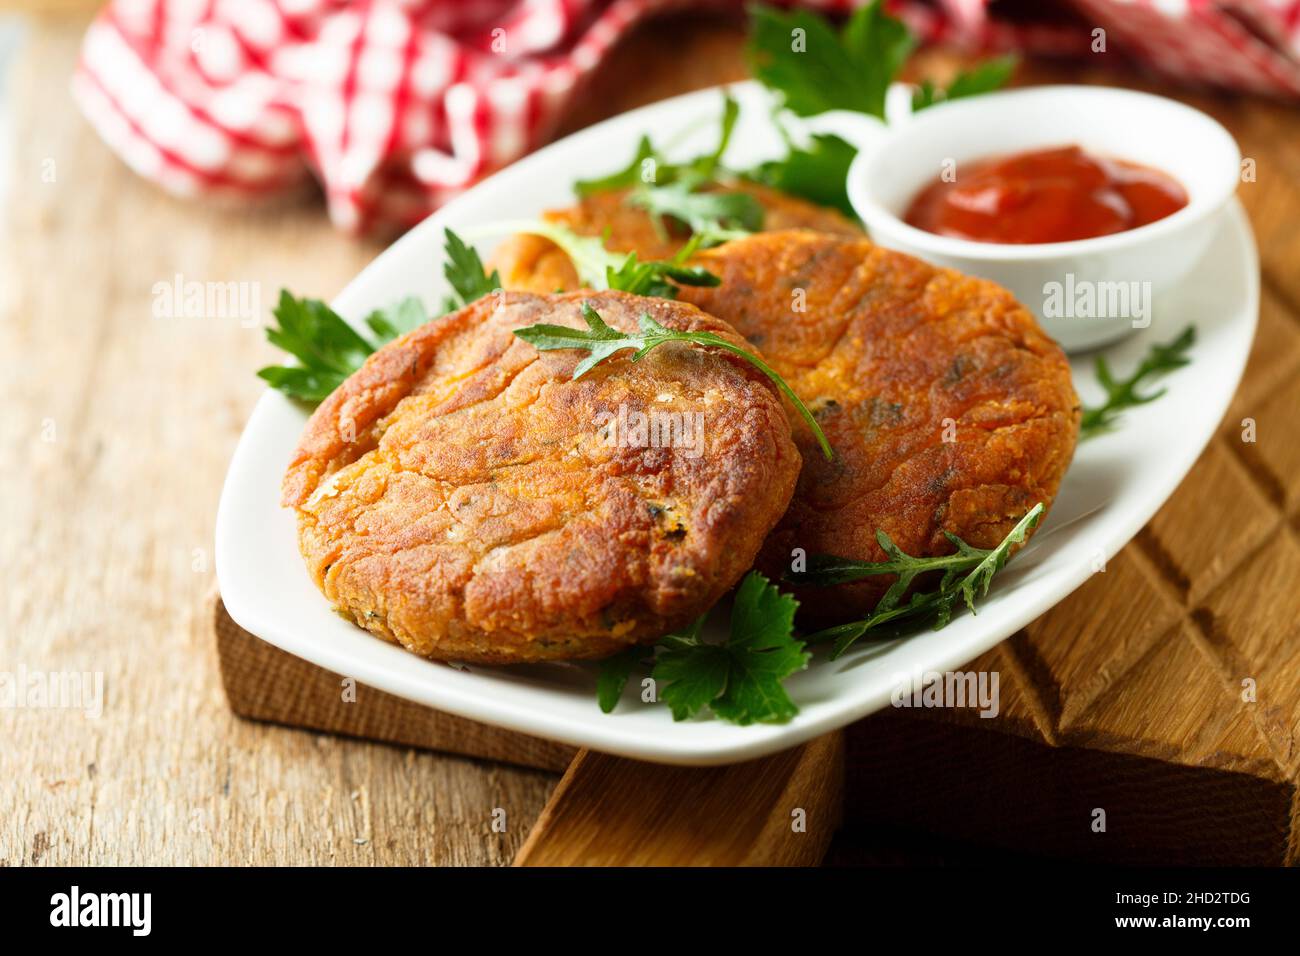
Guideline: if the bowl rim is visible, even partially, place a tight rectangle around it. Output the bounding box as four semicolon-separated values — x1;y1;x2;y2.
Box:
846;84;1243;263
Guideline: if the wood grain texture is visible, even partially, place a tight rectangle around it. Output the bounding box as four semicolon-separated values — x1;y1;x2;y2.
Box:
0;20;559;867
215;594;578;774
0;9;781;870
5;9;1300;867
515;733;844;866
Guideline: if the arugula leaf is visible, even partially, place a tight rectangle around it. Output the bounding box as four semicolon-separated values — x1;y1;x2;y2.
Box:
596;645;646;714
653;572;809;724
470;219;719;299
627;176;764;246
442;227;501;309
259;228;495;403
744;130;858;218
747;1;914;119
798;503;1044;659
1080;326;1195;439
515;303;834;459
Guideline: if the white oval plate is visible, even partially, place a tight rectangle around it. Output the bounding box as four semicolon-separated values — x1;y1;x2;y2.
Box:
215;82;1258;766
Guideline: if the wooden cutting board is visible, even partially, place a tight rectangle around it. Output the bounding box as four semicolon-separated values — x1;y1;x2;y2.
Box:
203;15;1300;864
211;78;1300;863
214;596;845;865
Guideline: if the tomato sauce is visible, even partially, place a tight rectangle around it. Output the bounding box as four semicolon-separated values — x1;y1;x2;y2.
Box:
903;145;1188;244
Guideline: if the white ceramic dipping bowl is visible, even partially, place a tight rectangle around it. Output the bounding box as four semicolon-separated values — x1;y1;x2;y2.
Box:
844;85;1241;352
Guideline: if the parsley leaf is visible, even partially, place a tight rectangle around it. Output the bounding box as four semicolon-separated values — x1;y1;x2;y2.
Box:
744;130;858;218
1080;326;1195;439
741;2;1014;215
442;227;501;310
747;0;915;119
651;618;730;721
596;645;646;714
692;91;742;181
797;504;1044;658
258;228;496;403
653;572;809;724
363;296;430;342
627;176;764;246
912;55;1019;111
575;134;658;196
514;302;834;459
258;292;388;403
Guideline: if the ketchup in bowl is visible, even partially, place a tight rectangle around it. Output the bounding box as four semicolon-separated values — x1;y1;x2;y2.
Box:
903;145;1188;244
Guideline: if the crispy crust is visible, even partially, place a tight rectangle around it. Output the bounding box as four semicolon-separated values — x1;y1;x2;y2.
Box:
488;182;862;294
681;231;1081;622
283;290;801;663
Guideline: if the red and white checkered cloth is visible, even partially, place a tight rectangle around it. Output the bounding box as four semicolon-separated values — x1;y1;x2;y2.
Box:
74;0;1300;235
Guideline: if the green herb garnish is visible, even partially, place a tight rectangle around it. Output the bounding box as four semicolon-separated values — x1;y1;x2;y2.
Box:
514;302;833;460
596;645;647;714
796;503;1044;659
1080;326;1195;439
747;0;915;120
258;228;497;403
598;572;810;725
470;219;719;298
747;1;1016;119
627;176;764;246
441;227;501;311
575;92;741;197
576;93;763;246
256;292;428;402
740;2;1016;214
745;130;859;218
574;135;657;197
911;55;1019;111
361;296;431;344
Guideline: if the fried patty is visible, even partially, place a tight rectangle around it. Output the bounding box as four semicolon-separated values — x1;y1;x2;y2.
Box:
489;182;862;294
282;290;801;663
679;231;1080;620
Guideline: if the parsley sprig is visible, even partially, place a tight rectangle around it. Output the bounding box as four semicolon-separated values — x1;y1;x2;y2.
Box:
742;1;1017;215
911;55;1019;111
514;303;834;460
794;503;1044;659
598;572;810;725
1080;326;1195;439
441;228;501;311
257;294;377;403
745;131;859;218
747;0;915;120
258;228;498;403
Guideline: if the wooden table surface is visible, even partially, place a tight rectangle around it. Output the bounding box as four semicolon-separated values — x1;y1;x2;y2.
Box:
3;9;1298;866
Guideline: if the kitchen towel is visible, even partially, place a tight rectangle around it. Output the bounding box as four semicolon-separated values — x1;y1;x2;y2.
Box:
73;0;1300;235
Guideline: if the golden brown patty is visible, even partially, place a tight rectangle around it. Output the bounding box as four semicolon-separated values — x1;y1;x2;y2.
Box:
282;290;801;663
489;182;862;294
679;231;1080;621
